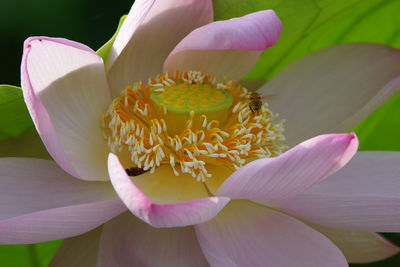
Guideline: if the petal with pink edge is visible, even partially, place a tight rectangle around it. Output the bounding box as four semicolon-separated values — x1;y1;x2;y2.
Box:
97;212;208;266
50;227;102;267
22;37;111;181
107;0;213;97
108;153;230;228
195;200;347;267
105;0;155;67
311;224;399;263
0;158;126;244
269;151;400;232
259;43;400;146
0;200;125;244
0;158;117;220
163;10;282;81
216;133;358;200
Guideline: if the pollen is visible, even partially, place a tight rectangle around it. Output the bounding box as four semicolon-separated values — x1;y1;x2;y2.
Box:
102;71;286;182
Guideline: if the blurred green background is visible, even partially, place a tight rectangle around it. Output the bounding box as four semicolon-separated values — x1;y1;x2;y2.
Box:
1;0;400;266
0;0;132;86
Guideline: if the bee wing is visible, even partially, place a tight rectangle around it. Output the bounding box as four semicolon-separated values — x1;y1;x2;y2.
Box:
259;93;276;101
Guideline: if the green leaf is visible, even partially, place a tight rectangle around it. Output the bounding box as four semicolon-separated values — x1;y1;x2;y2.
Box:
97;15;127;62
34;240;63;267
0;240;62;267
213;0;400;81
353;90;400;151
0;85;34;140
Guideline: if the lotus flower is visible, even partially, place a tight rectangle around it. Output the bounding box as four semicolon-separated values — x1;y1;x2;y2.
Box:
1;0;400;266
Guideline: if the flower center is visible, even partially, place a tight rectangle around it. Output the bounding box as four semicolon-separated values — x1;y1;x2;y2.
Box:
102;71;286;181
150;71;233;136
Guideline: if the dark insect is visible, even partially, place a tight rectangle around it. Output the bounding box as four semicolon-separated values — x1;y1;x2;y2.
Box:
125;167;147;176
248;92;275;115
248;92;263;115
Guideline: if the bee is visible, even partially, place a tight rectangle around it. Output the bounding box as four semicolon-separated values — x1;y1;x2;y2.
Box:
248;92;262;115
248;92;275;115
125;167;147;176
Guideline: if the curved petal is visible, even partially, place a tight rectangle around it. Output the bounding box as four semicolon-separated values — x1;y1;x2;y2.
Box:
0;158;126;244
0;130;50;159
0;200;125;244
0;158;116;220
22;37;111;181
107;0;213;97
105;0;155;67
108;153;230;228
195;200;347;267
311;224;399;263
98;212;208;266
164;10;282;81
216;133;358;200
50;227;102;267
269;151;400;232
259;43;400;146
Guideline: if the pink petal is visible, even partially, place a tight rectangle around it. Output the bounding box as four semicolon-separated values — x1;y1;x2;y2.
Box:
311;224;399;263
105;0;156;67
216;133;358;200
0;158;115;220
0;200;125;244
106;0;213;97
260;43;400;146
108;153;230;228
97;212;208;266
0;158;126;244
49;227;102;267
163;10;282;81
0;130;50;159
269;151;400;232
22;37;111;181
195;200;347;267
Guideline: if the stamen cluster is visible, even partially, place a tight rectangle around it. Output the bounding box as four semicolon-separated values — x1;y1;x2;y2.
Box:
102;71;286;181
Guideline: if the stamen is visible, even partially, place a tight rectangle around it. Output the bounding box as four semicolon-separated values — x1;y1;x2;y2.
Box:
102;71;286;181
